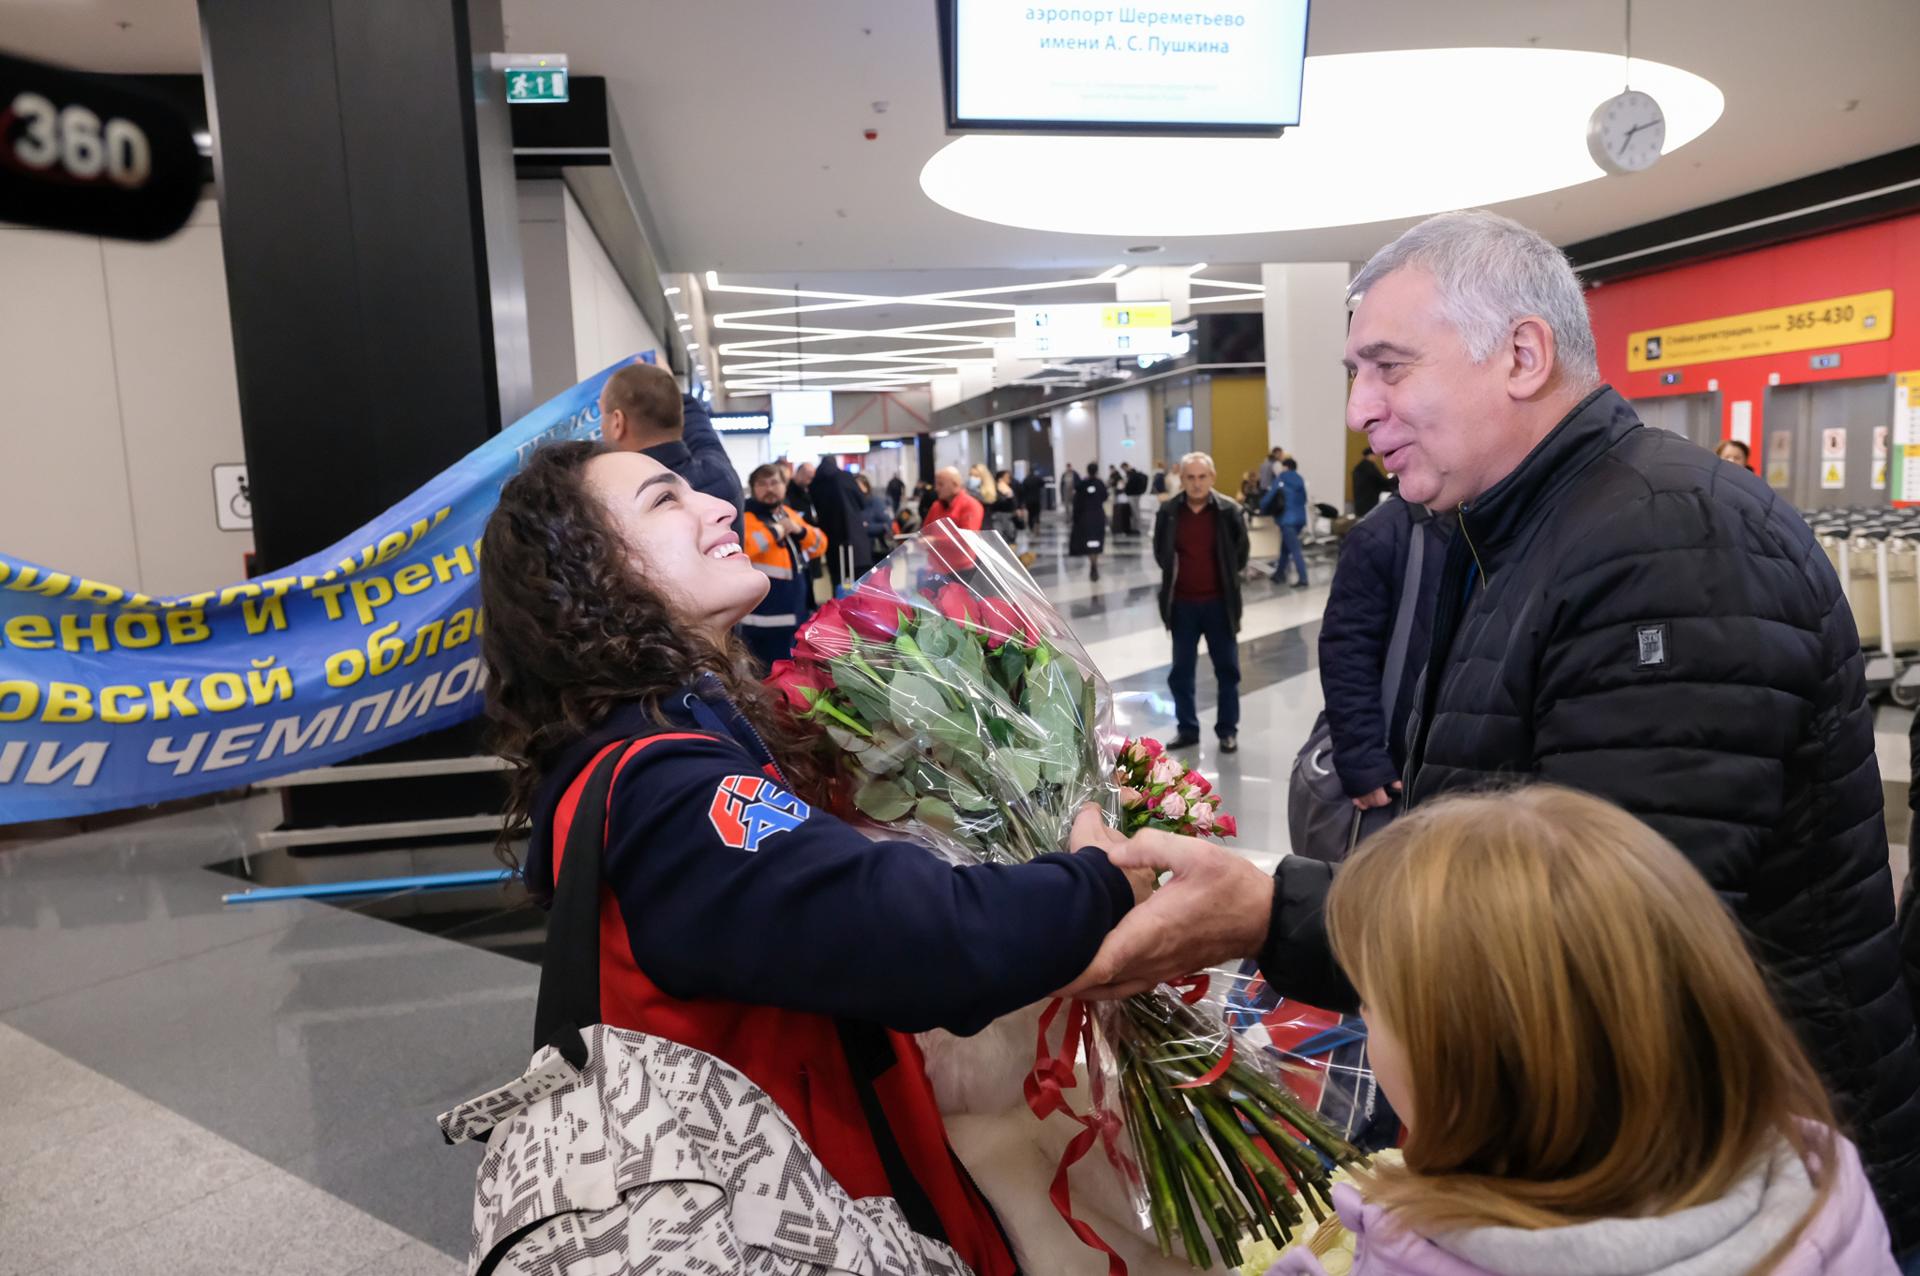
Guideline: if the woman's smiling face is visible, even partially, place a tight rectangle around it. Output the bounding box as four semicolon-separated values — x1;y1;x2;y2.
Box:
582;451;766;636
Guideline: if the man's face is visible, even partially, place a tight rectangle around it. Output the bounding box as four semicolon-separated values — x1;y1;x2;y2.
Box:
795;462;816;487
752;471;786;505
1345;267;1518;510
1179;462;1214;503
934;470;961;501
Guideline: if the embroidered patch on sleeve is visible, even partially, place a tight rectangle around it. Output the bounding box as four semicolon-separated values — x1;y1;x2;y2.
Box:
1636;623;1670;668
707;774;811;851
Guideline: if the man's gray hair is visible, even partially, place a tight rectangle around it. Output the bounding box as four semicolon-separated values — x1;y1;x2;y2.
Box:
1176;451;1216;476
1350;210;1600;388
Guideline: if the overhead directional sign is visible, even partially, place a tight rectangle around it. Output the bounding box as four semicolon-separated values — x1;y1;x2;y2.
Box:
1013;301;1179;359
1627;290;1893;372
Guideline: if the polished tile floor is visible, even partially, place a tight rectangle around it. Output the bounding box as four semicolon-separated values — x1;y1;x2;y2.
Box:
0;506;1907;1271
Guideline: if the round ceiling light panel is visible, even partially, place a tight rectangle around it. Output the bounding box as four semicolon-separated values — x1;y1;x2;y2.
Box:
919;48;1722;237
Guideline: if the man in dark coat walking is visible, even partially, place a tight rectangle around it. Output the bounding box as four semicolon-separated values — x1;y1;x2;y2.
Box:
1061;209;1920;1255
806;455;872;595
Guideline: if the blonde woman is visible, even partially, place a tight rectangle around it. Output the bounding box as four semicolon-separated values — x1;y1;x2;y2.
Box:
969;463;999;506
1273;786;1897;1276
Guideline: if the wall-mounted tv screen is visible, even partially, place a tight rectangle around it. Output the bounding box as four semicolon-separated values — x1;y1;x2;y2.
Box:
941;0;1309;136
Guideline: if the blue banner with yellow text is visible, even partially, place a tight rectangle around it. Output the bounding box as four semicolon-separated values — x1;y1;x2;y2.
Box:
0;359;638;824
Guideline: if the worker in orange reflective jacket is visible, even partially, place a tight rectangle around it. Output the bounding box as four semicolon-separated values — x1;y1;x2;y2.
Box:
739;462;828;669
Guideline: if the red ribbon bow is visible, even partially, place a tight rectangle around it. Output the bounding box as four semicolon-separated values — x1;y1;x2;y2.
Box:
1023;975;1235;1275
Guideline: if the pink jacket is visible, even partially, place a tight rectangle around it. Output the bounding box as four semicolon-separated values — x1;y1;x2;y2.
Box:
1271;1133;1896;1276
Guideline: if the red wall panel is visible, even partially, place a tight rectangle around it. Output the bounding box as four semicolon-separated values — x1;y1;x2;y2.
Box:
1586;212;1920;441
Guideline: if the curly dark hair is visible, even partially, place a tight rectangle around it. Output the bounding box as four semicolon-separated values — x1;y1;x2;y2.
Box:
480;442;820;866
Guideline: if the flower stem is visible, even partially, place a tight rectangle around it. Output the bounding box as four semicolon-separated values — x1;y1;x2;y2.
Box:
810;697;872;738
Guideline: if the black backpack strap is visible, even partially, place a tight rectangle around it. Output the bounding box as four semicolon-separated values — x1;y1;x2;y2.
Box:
531;740;636;1068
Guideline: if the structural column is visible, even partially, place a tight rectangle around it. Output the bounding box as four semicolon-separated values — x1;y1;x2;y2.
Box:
1260;262;1355;513
199;0;532;572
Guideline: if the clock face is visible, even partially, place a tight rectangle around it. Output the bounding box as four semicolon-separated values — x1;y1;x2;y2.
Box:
1587;89;1666;174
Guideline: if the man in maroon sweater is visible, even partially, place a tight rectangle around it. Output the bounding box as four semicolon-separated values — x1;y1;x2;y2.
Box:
1153;452;1251;753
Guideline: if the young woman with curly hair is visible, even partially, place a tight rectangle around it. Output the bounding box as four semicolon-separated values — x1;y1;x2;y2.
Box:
479;442;1150;1276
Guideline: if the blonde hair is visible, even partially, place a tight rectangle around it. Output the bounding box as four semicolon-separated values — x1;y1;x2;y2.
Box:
1326;786;1838;1262
970;463;998;504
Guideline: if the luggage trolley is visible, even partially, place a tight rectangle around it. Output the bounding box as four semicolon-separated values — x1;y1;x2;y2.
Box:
1817;504;1920;706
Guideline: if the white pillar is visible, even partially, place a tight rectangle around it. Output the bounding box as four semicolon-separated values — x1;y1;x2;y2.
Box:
1261;262;1354;515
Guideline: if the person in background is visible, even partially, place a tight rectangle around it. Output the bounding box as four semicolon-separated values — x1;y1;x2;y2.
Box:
1154;452;1249;754
1319;497;1448;811
885;471;905;513
991;469;1037;566
1351;445;1395;517
915;479;937;522
1021;468;1046;540
1268;787;1898;1276
1717;438;1753;470
1239;469;1263;519
1259;445;1287;498
1125;461;1151;537
1272;457;1310;588
1110;464;1135;536
808;455;872;595
856;473;894;561
925;466;985;535
1071;463;1109;582
598;362;742;513
987;469;1020;540
1059;209;1920;1261
1060;464;1078;511
968;464;995;503
738;463;827;668
1149;462;1168;496
787;460;818;524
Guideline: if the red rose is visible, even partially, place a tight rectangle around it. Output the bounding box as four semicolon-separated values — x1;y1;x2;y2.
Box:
844;580;909;642
1214;812;1238;838
1138;736;1165;759
976;597;1032;650
934;582;982;628
793;599;853;662
1181;769;1212;796
765;658;830;713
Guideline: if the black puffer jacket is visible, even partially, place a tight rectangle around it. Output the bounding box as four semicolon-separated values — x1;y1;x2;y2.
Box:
1261;386;1920;1247
1317;499;1450;797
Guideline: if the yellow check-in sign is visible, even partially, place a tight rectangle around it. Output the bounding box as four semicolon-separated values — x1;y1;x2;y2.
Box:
1626;290;1894;372
1100;303;1172;330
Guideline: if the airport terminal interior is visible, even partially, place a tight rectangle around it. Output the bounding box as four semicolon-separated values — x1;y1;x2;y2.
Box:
5;1;1920;1273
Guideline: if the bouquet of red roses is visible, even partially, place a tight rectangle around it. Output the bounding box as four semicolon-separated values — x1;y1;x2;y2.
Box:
768;526;1364;1270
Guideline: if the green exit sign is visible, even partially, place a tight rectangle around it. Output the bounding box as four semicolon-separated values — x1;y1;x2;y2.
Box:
506;67;567;104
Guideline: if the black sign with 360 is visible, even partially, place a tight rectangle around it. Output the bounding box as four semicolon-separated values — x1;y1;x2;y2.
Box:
1783;305;1857;332
0;51;200;242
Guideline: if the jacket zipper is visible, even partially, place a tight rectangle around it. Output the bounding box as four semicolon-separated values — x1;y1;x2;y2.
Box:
692;673;789;785
1458;504;1489;590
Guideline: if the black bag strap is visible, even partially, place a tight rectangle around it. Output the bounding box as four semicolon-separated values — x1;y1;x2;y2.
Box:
1377;504;1432;731
530;740;635;1069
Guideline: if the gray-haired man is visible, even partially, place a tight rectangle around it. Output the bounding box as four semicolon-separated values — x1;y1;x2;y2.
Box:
1072;209;1920;1252
1153;451;1249;754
